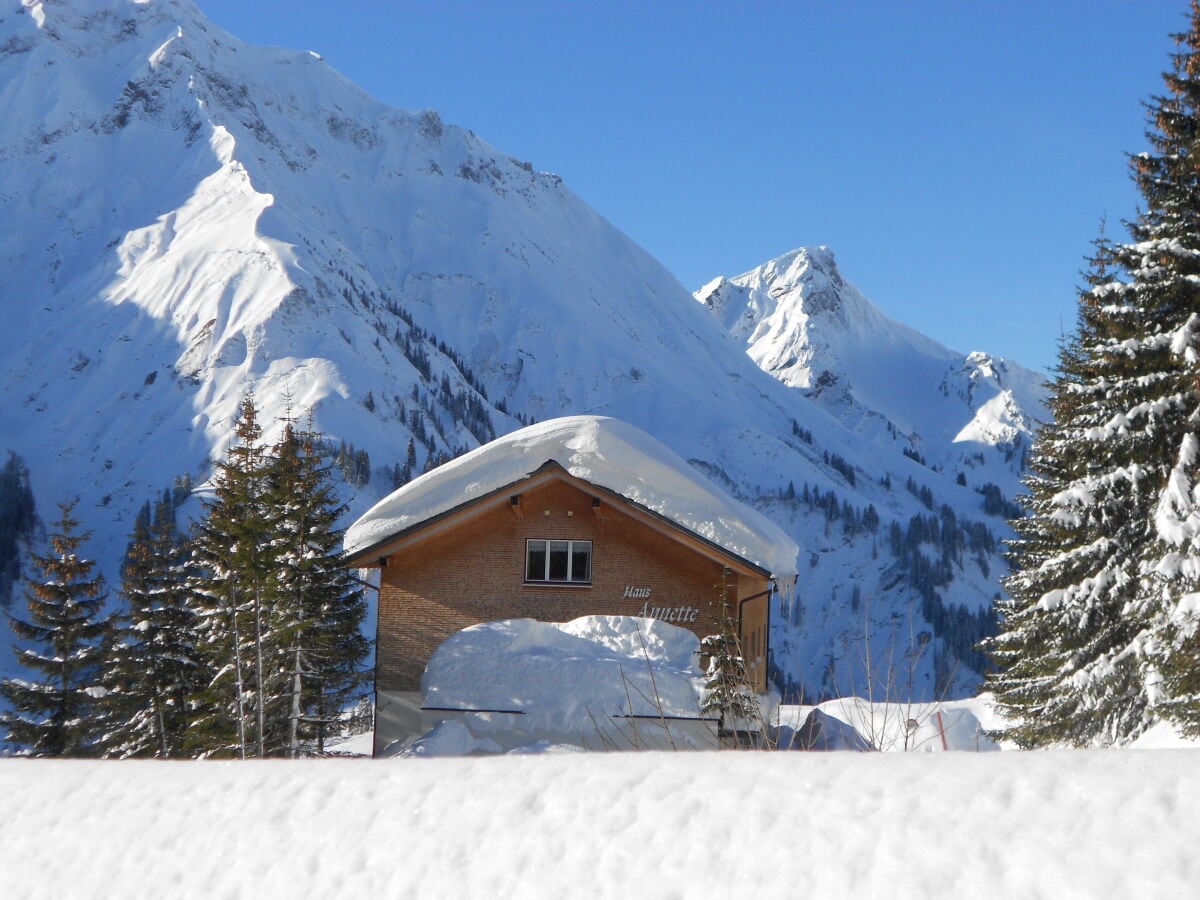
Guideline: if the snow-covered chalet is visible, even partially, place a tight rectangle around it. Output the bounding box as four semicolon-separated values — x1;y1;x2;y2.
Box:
343;416;799;752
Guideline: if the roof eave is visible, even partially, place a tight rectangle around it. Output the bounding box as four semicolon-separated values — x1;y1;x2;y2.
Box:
342;459;773;578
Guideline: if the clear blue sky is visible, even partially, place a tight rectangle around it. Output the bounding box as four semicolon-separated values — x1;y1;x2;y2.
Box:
196;0;1186;372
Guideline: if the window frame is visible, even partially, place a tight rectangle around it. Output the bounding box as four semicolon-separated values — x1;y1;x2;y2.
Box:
524;538;593;586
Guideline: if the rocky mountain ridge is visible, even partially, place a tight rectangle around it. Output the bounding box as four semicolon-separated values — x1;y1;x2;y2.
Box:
697;246;1044;497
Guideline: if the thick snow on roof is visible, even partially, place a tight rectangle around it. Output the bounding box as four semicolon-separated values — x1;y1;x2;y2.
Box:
344;416;799;579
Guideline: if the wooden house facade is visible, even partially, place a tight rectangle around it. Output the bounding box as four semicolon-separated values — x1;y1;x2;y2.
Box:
342;418;795;754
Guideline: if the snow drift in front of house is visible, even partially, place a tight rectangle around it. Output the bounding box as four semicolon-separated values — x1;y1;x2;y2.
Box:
423;616;701;717
343;416;800;579
406;616;1001;757
406;616;713;754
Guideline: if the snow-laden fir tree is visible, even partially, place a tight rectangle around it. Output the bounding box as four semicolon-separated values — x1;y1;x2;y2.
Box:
0;501;110;756
100;497;206;758
269;422;369;756
989;3;1200;745
1133;3;1200;737
700;572;759;745
187;396;275;758
987;236;1158;746
187;399;369;757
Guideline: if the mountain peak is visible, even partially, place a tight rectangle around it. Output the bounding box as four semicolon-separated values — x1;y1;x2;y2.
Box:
696;247;1046;490
758;245;841;283
733;244;840;296
694;246;851;347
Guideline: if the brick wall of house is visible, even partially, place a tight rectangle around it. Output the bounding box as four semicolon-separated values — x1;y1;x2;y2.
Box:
375;476;770;694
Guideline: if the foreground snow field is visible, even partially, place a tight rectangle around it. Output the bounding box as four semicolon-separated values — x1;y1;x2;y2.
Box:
2;750;1198;898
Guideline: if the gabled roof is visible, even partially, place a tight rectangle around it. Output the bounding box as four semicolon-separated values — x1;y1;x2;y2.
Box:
345;460;769;577
342;416;799;579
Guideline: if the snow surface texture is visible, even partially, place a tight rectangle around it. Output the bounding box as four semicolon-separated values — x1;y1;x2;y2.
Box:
345;416;800;580
405;615;717;754
0;0;1046;698
2;751;1199;898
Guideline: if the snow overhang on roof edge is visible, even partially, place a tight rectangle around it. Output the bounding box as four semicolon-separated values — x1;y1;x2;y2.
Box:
341;416;800;580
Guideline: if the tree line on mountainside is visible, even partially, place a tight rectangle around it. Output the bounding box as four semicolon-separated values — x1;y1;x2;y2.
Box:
0;398;369;758
767;476;1003;703
0;452;38;612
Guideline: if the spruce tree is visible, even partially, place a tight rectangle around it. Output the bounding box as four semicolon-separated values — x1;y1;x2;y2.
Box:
187;399;369;758
0;501;110;756
0;451;38;609
1136;3;1200;736
101;497;205;758
700;573;759;745
187;396;275;758
987;236;1158;746
268;422;369;756
988;4;1200;745
699;623;757;731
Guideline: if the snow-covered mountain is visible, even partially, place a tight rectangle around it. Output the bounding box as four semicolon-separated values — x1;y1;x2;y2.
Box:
0;0;1046;700
697;247;1046;500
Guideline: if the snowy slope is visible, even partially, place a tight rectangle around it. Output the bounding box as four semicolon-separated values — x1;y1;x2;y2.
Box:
1;0;1040;699
2;751;1199;898
0;0;794;536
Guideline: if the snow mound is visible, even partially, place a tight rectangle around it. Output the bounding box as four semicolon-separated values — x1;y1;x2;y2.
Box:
779;708;874;751
344;416;800;580
1129;718;1200;749
780;696;1002;752
411;616;714;753
401;718;505;757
